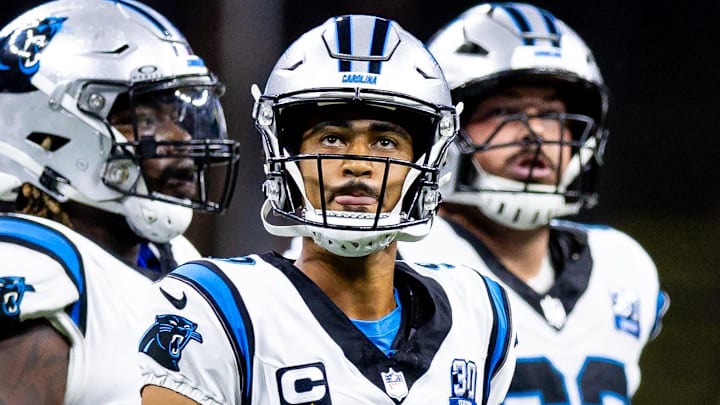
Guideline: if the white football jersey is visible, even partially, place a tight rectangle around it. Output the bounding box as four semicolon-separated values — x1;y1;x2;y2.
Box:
0;213;200;404
398;217;669;405
138;252;517;405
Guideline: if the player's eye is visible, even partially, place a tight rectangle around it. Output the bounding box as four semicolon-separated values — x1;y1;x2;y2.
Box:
375;137;398;149
320;134;344;146
136;112;159;129
483;107;512;119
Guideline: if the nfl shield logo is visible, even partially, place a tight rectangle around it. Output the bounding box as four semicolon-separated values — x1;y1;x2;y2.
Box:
610;287;641;338
381;367;408;401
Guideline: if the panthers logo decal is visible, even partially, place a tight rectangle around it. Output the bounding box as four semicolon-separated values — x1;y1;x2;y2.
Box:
139;314;203;371
0;16;67;92
0;276;36;319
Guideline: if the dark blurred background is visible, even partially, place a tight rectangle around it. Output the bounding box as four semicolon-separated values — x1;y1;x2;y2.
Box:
2;1;718;403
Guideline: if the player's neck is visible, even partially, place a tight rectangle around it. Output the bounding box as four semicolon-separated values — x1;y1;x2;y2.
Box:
64;201;142;266
294;237;398;320
441;206;551;283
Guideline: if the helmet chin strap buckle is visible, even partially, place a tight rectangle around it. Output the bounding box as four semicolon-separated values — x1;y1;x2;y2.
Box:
39;166;70;200
421;186;440;213
263;177;283;204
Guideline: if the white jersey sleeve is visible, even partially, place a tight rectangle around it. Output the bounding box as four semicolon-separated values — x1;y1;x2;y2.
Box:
0;243;79;322
0;215;82;335
169;234;202;265
398;217;486;270
138;259;243;405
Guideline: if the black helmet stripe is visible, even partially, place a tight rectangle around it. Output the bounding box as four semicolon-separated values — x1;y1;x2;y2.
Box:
368;18;391;74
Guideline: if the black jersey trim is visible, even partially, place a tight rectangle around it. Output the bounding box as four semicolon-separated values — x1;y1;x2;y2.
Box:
444;218;593;329
262;252;452;403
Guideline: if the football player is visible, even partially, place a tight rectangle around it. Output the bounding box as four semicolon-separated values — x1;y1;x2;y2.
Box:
0;0;239;403
138;14;516;405
397;3;670;404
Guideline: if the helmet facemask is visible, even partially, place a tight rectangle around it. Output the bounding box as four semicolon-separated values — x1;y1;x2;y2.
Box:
0;0;241;243
257;94;457;257
84;77;240;215
429;3;610;229
75;76;240;243
447;106;604;229
254;14;458;256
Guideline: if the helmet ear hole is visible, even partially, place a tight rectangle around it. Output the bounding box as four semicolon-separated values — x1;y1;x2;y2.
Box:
26;133;70;152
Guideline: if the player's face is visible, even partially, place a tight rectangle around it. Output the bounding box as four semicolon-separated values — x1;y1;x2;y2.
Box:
464;86;573;185
110;102;198;200
298;119;414;214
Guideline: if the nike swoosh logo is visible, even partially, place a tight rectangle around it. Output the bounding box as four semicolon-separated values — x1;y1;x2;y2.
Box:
160;287;187;310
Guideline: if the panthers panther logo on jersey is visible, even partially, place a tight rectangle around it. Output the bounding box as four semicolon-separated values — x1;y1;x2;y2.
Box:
0;276;35;319
0;16;67;92
139;314;203;371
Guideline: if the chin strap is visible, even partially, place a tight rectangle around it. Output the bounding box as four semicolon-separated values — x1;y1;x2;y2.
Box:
260;199;308;237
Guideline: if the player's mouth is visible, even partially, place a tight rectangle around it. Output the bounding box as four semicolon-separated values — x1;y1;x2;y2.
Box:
332;193;378;213
333;193;377;206
164;178;197;199
160;164;198;199
328;182;380;211
507;152;555;182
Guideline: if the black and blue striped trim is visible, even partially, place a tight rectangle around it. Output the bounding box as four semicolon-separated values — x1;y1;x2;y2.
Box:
480;275;513;405
170;261;255;403
539;10;561;47
368;18;390;74
500;5;534;45
335;16;352;72
0;216;86;334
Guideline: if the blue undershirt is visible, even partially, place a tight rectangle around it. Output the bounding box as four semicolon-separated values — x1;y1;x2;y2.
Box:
137;243;160;271
351;289;402;357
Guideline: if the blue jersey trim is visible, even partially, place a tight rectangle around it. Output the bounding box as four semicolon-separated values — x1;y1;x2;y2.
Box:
480;275;512;404
650;290;669;340
171;261;255;401
0;215;86;333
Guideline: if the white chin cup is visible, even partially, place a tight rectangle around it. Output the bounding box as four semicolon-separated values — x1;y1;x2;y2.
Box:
304;209;400;257
310;228;399;258
122;197;193;243
445;161;580;230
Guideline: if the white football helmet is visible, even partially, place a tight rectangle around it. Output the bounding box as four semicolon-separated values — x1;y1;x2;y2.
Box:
428;3;609;229
0;0;239;243
254;15;458;257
